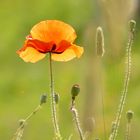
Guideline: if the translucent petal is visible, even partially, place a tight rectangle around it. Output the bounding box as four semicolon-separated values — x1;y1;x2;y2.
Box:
17;47;46;63
51;44;84;61
30;20;77;44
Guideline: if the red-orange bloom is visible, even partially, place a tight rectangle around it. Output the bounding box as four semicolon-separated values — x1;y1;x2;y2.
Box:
17;20;84;63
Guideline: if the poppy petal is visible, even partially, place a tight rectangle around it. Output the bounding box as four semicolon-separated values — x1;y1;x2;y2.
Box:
51;45;84;61
30;20;77;44
17;47;46;63
24;37;54;53
70;45;84;58
52;40;71;53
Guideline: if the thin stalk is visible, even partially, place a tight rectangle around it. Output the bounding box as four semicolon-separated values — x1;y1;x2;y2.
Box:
125;110;133;140
109;21;135;140
125;122;131;140
12;105;41;140
71;100;84;140
98;59;106;140
49;52;61;139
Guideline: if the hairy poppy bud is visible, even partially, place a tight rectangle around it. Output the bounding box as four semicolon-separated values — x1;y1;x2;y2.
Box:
40;94;47;105
129;20;136;33
96;26;105;57
71;84;80;99
126;110;134;122
54;93;60;104
19;119;25;128
19;119;25;125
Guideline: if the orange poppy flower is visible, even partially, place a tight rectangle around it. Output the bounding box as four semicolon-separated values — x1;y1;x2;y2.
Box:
17;20;84;63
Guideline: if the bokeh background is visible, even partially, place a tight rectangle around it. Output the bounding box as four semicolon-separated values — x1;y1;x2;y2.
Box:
0;0;140;139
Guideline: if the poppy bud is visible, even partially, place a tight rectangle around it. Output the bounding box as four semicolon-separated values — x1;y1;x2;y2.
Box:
54;93;60;104
71;84;80;99
96;26;105;57
19;119;25;128
126;110;134;122
40;94;47;105
129;20;136;33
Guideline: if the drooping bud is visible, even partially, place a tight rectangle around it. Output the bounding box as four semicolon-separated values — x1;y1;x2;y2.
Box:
126;110;134;123
129;20;136;33
19;119;25;128
54;93;60;104
71;84;80;99
96;26;105;57
40;94;47;105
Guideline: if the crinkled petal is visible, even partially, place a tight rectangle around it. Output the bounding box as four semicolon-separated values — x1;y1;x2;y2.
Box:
70;45;84;58
30;20;77;44
17;47;46;63
24;37;54;53
51;44;84;61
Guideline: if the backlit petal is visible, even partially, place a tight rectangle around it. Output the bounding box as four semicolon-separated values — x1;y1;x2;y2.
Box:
24;37;54;53
17;47;46;63
52;40;71;53
70;45;84;58
51;45;84;61
30;20;77;44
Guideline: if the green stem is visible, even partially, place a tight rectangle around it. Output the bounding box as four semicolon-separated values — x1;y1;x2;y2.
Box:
49;53;61;139
125;122;131;140
109;26;134;140
12;105;41;140
98;59;106;140
71;102;84;140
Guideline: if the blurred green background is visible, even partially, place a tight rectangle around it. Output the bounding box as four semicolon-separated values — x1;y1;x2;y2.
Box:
0;0;140;139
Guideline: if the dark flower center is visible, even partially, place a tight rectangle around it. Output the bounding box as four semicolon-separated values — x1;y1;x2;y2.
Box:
52;44;57;51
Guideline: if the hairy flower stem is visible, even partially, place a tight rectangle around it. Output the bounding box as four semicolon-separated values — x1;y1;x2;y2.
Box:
125;122;131;140
71;100;84;140
49;53;61;140
109;21;136;140
97;59;106;140
125;110;133;140
12;105;42;140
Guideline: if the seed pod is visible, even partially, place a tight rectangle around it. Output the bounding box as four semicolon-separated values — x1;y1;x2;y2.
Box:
96;26;105;57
